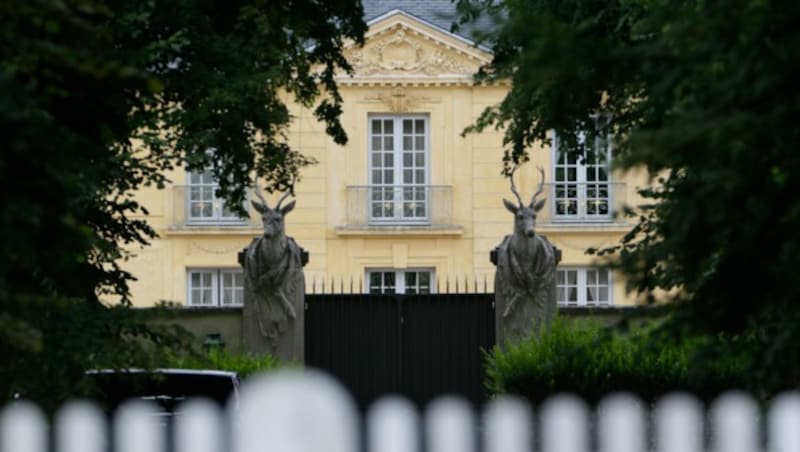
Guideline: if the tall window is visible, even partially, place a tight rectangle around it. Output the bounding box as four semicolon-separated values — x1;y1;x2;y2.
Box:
187;268;244;307
187;170;244;223
552;131;612;221
369;116;429;223
556;267;612;307
367;269;434;294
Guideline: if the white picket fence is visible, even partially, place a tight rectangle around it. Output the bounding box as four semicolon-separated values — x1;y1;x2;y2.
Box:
2;370;800;452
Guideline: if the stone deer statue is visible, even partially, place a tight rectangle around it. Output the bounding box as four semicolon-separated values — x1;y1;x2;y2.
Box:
493;166;558;344
242;185;305;359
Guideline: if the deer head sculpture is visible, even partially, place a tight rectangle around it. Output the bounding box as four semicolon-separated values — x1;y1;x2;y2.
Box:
251;186;295;239
246;183;299;322
503;166;547;239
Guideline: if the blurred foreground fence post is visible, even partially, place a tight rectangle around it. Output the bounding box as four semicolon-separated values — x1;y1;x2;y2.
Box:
1;370;799;452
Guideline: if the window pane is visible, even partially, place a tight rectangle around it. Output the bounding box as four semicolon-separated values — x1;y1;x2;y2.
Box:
372;120;382;134
599;270;609;284
403;136;412;150
403;120;412;134
419;272;430;286
385;153;393;166
403;153;412;166
567;271;577;285
406;272;417;287
384;120;393;134
384;272;395;292
191;273;201;287
415;119;424;133
415;153;424;166
372;137;381;150
384;137;393;151
568;287;578;302
568;167;577;180
415;136;424;150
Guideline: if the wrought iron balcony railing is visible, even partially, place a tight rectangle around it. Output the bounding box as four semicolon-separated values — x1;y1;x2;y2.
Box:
343;185;454;227
537;182;627;224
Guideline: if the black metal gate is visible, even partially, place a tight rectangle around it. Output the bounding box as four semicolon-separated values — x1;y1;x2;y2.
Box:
305;293;495;410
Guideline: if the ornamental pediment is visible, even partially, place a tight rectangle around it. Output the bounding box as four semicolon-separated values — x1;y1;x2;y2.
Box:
339;11;491;84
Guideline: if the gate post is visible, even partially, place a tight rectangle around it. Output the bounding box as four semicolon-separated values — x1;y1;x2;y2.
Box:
238;190;309;362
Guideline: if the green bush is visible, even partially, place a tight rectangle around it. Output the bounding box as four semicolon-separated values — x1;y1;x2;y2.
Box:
486;318;747;404
163;349;280;378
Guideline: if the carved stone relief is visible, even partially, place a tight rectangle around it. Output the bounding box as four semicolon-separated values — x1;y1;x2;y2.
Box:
343;25;482;78
361;87;439;112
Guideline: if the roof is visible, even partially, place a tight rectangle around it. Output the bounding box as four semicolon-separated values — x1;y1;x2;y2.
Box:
361;0;495;41
86;368;239;378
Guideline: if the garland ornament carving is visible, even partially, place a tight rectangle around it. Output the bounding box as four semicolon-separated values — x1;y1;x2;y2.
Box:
363;87;438;112
345;26;473;77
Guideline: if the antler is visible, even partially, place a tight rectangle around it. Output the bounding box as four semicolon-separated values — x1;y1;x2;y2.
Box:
529;166;546;207
275;174;297;210
508;165;524;207
252;181;269;209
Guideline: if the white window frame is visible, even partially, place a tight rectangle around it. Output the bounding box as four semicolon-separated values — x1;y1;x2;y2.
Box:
185;169;248;225
556;267;613;307
551;129;614;222
367;115;431;225
186;268;245;307
365;268;436;294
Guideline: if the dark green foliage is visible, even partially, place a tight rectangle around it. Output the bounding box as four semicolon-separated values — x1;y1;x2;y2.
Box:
460;0;800;392
163;349;280;378
0;0;364;408
486;319;747;404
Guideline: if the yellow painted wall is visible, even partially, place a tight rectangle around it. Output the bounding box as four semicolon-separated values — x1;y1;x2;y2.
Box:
120;11;651;308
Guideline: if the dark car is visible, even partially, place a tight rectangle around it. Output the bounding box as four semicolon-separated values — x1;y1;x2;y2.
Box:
85;368;240;413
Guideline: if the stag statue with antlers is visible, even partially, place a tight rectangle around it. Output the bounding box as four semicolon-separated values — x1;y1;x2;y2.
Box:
240;183;307;361
492;166;559;345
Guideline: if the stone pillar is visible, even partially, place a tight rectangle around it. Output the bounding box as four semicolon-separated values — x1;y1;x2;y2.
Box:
239;244;309;362
491;236;561;346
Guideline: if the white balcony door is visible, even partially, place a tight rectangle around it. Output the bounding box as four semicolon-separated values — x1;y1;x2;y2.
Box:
553;132;612;220
187;169;242;223
369;116;429;223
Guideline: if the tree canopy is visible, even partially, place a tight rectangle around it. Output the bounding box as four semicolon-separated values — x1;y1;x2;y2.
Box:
0;0;365;407
460;0;800;392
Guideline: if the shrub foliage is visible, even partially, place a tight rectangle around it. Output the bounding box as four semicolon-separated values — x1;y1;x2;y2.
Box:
486;319;747;404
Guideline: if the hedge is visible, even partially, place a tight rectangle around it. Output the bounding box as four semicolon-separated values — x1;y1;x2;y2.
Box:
485;318;748;404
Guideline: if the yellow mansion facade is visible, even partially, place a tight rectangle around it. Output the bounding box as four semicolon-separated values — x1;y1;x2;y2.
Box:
123;10;648;309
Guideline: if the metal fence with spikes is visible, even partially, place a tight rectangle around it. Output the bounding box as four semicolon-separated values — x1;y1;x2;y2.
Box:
3;370;800;452
306;274;495;295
